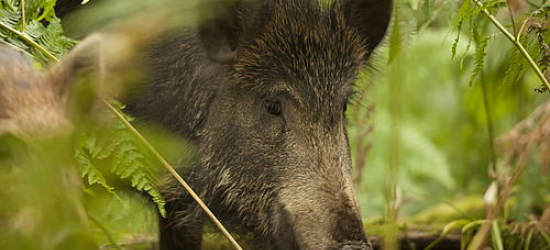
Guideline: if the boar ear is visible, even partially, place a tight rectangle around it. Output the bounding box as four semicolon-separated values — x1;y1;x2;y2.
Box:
333;0;392;55
197;0;267;64
50;34;103;95
49;34;104;116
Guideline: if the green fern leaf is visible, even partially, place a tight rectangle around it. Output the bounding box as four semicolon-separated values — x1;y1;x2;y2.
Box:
451;0;471;58
75;105;166;217
0;0;21;27
0;0;76;65
502;47;527;89
74;146;116;195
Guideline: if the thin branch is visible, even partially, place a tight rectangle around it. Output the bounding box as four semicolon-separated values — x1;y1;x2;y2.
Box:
21;0;25;31
103;101;243;250
100;235;156;250
0;21;58;62
479;71;497;176
472;0;550;92
505;0;518;36
516;16;530;41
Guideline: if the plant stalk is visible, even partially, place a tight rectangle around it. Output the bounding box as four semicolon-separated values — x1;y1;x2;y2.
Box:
21;0;26;31
479;71;497;176
89;214;124;250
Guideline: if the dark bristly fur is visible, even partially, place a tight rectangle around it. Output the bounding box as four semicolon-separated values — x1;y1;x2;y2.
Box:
126;0;392;249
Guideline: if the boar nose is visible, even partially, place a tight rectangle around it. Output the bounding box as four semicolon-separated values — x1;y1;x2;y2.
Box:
339;241;373;250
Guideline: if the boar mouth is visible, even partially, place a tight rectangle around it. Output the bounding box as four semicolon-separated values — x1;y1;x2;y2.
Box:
271;200;371;250
338;241;374;250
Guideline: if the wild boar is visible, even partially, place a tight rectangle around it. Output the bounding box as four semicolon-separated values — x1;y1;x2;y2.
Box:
125;0;392;249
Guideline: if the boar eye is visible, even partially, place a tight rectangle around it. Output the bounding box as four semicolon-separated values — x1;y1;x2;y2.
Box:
263;99;282;116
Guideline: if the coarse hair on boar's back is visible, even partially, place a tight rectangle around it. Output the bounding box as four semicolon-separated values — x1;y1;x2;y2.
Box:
0;37;101;139
125;0;392;249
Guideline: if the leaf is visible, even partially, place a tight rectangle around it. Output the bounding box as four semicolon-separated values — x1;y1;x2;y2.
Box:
502;46;528;88
451;0;471;58
0;0;76;65
523;227;534;250
491;220;504;250
443;219;471;234
74;148;116;196
388;4;403;64
408;0;419;10
461;229;474;250
424;219;470;250
462;220;486;233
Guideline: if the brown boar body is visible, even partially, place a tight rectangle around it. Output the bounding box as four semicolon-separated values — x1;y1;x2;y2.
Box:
126;0;392;249
0;47;69;137
0;35;102;138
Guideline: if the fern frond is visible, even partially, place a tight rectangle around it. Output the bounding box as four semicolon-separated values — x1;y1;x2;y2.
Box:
74;138;117;197
0;0;21;27
451;0;471;58
0;0;75;65
23;0;57;21
469;35;491;86
502;47;528;89
74;105;166;217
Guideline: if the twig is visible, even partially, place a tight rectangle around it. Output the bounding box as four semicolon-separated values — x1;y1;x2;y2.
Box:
505;0;518;36
472;0;550;92
21;0;25;31
480;71;497;176
103;101;243;250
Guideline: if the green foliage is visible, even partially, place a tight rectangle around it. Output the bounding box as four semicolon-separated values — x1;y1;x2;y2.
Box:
491;220;505;250
451;0;471;58
0;1;168;247
451;0;550;91
24;0;57;21
0;0;167;218
351;2;548;249
387;4;403;64
0;136;99;250
469;34;490;86
74;103;166;217
0;0;76;65
502;45;529;89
